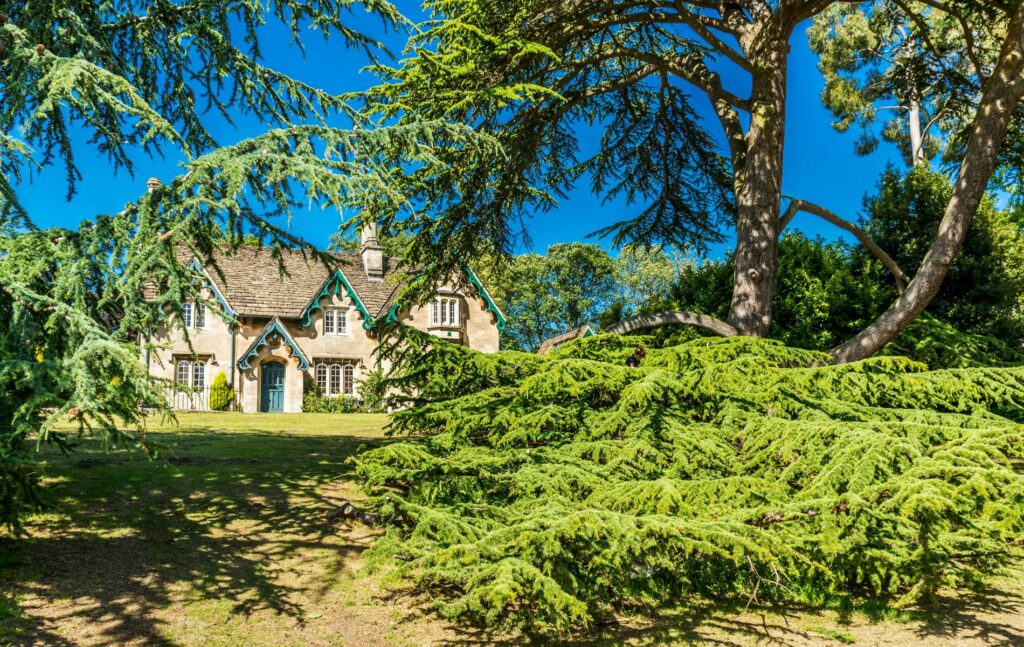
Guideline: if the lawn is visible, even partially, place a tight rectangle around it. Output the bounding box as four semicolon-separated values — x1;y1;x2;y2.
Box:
1;413;1022;646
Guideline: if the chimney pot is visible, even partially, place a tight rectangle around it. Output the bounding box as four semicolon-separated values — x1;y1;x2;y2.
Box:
361;222;384;281
146;177;162;192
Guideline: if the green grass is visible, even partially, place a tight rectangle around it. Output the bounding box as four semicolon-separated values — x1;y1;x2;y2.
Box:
806;624;856;643
1;412;1022;646
0;412;437;646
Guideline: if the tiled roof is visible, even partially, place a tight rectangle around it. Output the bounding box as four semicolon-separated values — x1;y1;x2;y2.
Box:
171;246;403;320
537;325;593;355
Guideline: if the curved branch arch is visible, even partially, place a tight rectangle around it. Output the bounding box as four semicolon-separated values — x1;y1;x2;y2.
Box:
605;311;739;337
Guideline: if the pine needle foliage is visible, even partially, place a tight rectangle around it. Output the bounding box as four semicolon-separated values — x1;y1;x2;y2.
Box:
356;331;1024;634
1;0;503;533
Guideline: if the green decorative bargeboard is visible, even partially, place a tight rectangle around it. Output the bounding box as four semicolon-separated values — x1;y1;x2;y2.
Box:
237;318;310;371
383;266;507;330
300;269;375;330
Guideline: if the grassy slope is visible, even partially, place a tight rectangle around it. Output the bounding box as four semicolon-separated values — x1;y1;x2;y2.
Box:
0;413;1021;646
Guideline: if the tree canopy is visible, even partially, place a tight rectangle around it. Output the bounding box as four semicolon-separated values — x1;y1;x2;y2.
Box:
354;0;1024;361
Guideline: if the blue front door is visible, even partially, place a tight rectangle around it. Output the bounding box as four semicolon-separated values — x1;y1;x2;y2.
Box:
260;362;285;412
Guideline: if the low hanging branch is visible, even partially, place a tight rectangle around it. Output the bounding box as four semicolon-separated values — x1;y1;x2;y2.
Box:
780;197;911;294
604;311;739;337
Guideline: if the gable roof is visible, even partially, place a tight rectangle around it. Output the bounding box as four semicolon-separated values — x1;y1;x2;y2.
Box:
172;246;402;320
537;325;595;355
237;318;311;371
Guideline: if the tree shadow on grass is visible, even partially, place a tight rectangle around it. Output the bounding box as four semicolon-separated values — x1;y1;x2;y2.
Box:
0;429;387;646
410;580;1024;646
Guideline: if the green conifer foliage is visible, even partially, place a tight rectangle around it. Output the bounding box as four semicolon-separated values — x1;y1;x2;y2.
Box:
355;332;1024;633
208;371;233;411
0;0;500;533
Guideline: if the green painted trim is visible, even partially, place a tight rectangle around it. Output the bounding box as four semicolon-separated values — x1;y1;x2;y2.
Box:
464;264;507;331
237;318;310;371
300;269;375;330
581;326;595;338
186;257;237;319
385;303;401;325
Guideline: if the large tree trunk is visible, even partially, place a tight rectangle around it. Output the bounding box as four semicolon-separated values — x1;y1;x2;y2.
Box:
727;30;789;337
831;4;1024;363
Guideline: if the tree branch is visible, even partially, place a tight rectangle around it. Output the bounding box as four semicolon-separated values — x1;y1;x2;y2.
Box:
605;311;739;336
780;198;911;293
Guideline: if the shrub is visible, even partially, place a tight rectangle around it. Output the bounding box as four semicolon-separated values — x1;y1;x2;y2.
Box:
354;331;1024;634
358;369;388;412
208;372;234;411
302;383;362;413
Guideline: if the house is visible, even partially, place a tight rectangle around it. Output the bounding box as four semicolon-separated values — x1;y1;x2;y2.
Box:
143;224;505;412
537;325;594;355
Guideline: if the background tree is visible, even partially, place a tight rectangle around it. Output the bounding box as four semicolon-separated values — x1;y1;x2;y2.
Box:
494;243;618;352
860;165;1024;342
808;2;999;166
612;244;685;318
654;233;887;350
329;228;415;258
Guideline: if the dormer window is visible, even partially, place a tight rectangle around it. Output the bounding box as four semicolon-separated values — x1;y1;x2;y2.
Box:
323;308;348;335
431;297;460;327
181;302;206;330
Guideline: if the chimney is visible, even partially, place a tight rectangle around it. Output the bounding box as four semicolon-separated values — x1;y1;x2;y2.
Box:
146;177;162;192
361;222;384;281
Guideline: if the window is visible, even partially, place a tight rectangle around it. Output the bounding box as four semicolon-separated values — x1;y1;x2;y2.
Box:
329;364;342;395
175;358;206;387
316;363;328;393
343;365;354;395
176;360;191;385
181;302;206;330
322;309;348;335
315;361;358;397
431;297;460;327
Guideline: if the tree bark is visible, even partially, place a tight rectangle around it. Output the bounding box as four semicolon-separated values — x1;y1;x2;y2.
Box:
908;97;925;166
727;27;790;337
830;3;1024;363
605;311;739;337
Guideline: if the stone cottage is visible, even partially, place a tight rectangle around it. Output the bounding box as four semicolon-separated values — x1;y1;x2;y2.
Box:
143;225;504;412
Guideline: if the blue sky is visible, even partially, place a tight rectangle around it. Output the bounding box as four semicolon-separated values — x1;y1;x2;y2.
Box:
16;5;905;259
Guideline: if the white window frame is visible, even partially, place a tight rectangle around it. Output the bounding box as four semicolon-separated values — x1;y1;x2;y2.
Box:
316;363;328;394
329;364;342;395
322;308;348;336
431;297;460;327
315;360;358;397
175;358;206;387
176;359;191;385
195;302;206;330
343;364;354;395
181;302;207;330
